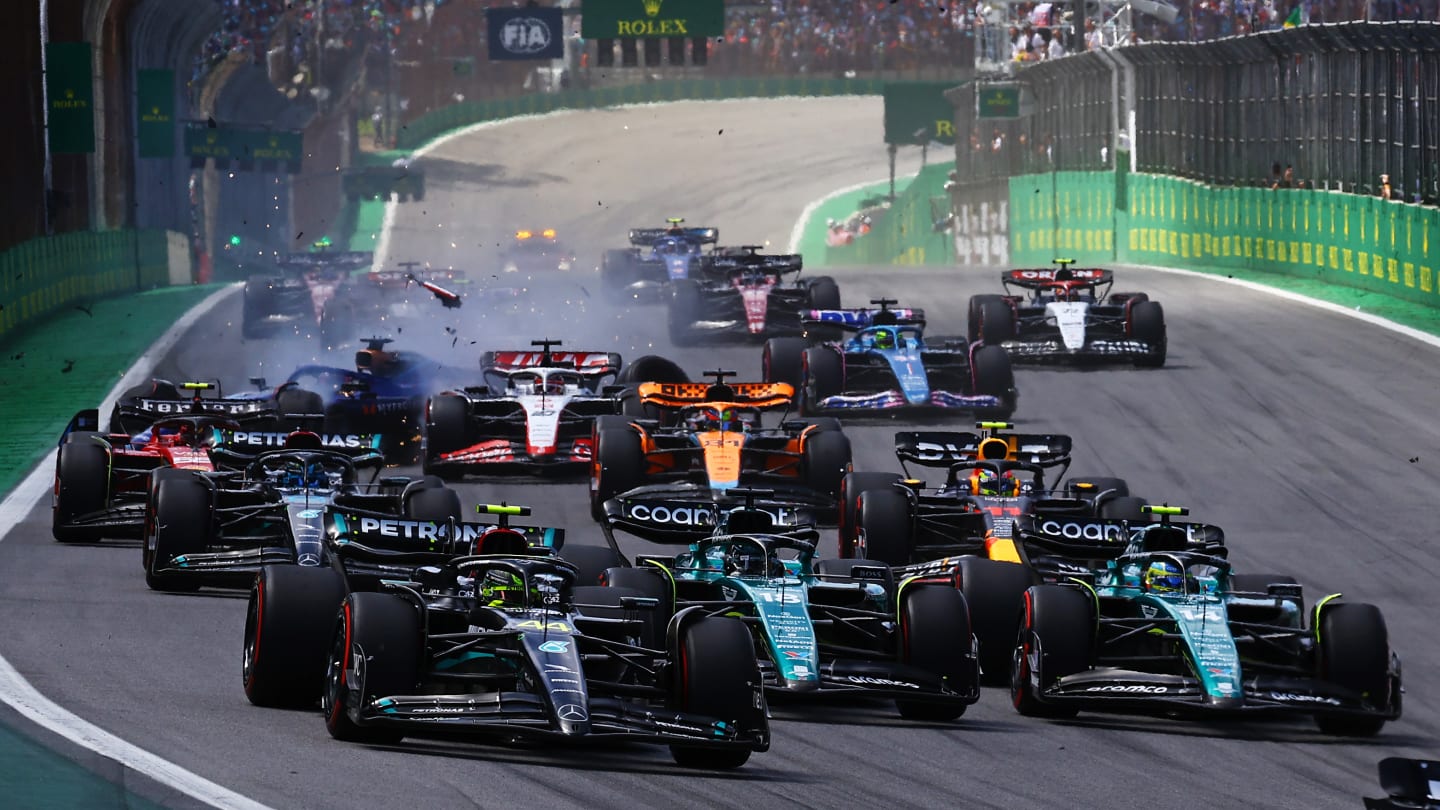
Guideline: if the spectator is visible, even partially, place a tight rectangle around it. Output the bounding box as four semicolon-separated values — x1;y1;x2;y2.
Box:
1281;164;1295;188
1379;174;1393;200
1047;29;1066;59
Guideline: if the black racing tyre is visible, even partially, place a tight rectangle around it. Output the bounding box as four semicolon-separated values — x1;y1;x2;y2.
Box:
762;337;808;389
146;474;209;592
668;280;703;346
324;593;421;744
857;487;913;566
617;355;689;385
1129;300;1166;368
1068;476;1130;501
801;346;843;416
424;395;469;462
1011;585;1093;718
277;388;324;419
838;472;902;557
601;249;634;301
969;345;1015;419
562;544;626;586
619;389;660;422
897;586;975;721
978;299;1015;345
52;435;109;543
404;486;463;524
1315;602;1392;737
1099;495;1149;523
958;557;1035;686
600;566;674;649
323;402;353;436
241;282;270;339
319;305;354;350
967;294;1005;344
591;426;645;521
801;429;851;502
244;565;347;707
669;617;761;769
806;276;841;309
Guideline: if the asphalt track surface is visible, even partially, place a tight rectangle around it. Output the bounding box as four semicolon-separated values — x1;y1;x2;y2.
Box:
1;98;1436;809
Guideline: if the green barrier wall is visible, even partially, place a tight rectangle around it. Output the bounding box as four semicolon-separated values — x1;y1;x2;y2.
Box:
397;77;885;150
0;230;171;344
1009;169;1440;308
825;164;954;266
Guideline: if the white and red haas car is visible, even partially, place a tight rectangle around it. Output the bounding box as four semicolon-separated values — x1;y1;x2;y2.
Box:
423;340;624;476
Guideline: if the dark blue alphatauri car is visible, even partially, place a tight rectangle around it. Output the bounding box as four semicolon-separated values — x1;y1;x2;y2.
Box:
600;218;719;301
761;299;1016;418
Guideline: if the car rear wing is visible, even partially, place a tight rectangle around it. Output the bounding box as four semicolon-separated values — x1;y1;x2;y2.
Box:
707;252;803;274
1019;516;1225;556
802;307;926;330
275;251;375;272
628;227;718;246
481;350;623;376
1002;267;1113;289
635;381;794;410
601;487;817;544
895;430;1072;469
326;506;565;562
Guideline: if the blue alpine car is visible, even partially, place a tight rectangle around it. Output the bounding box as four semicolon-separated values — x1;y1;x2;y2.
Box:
600;218;719;301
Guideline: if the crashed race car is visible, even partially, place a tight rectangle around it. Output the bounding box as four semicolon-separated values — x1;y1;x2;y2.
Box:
601;218;719;302
968;260;1166;367
667;246;840;345
316;260;470;348
501;228;576;274
590;370;852;522
142;430;417;592
241;248;374;340
1011;506;1403;737
594;488;980;721
243;502;769;768
763;299;1016;418
423;340;643;476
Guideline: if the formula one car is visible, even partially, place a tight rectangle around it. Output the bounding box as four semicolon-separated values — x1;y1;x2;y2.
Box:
316;261;470;347
501;228;576;274
595;489;979;720
601;218;719;302
245;503;768;768
143;430;428;592
423;340;629;476
104;378;319;438
241;248;374;339
1364;758;1440;809
667;246;840;345
968;260;1166;367
590;371;852;522
763;299;1016;418
1011;507;1403;736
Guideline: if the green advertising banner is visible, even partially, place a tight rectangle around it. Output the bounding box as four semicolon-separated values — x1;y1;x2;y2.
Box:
581;0;724;38
977;85;1020;119
184;125;303;171
883;82;959;145
46;42;94;154
137;69;174;158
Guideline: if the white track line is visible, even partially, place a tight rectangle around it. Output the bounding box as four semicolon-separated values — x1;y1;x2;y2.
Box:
0;283;271;810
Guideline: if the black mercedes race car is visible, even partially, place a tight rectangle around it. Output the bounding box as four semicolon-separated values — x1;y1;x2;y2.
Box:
242;503;769;768
667;246;840;345
241;249;374;340
968;261;1166;367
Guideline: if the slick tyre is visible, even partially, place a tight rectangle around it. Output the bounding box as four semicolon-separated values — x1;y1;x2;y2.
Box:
670;617;761;769
1315;602;1392;736
591;426;644;521
897;586;976;721
967;294;1005;343
146;474;209;592
762;337;808;389
601;249;635;302
617;355;689;385
1129;300;1167;367
801;347;843;415
958;557;1034;686
801;429;852;502
856;487;913;566
970;345;1015;419
1011;585;1093;718
806;276;841;310
244;565;346;707
562;544;626;586
277;388;325;419
668;280;703;346
1099;496;1149;523
53;435;108;543
978;299;1015;345
423;395;468;470
324;593;421;744
404;486;463;524
837;472;902;557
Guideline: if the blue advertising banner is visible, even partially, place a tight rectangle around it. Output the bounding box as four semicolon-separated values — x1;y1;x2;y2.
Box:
487;7;565;61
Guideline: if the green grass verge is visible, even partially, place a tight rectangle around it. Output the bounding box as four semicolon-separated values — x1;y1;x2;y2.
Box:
795;180;897;268
0;722;164;810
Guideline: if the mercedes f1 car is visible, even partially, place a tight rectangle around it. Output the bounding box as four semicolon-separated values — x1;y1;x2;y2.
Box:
1011;507;1403;736
142;430;419;592
243;502;768;768
667;246;840;345
501;228;575;274
590;371;852;522
594;489;980;720
762;299;1016;418
601;218;719;302
968;261;1166;367
423;340;630;476
241;249;374;339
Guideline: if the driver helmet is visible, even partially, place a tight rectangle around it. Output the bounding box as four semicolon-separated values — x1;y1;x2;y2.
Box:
1144;560;1185;593
480;569;537;608
872;328;896;350
543;375;567;395
724;544;782;578
969;469;1019;497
